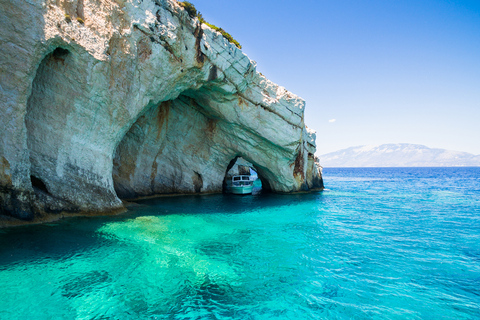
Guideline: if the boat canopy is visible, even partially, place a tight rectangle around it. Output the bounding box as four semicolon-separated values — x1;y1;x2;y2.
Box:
233;175;251;181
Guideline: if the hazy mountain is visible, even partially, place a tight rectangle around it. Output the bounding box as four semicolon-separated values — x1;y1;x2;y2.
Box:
319;144;480;167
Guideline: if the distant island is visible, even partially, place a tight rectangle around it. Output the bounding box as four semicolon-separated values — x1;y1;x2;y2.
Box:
320;143;480;167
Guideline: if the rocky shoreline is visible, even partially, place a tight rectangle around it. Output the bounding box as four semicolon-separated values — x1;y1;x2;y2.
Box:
0;0;323;225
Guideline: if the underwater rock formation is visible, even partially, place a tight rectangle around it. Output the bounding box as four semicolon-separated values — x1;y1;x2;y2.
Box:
0;0;323;222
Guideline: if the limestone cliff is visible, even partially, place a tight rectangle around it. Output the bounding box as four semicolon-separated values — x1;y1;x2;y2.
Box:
0;0;323;222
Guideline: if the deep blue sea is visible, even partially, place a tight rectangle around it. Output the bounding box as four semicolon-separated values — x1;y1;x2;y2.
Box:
0;167;479;319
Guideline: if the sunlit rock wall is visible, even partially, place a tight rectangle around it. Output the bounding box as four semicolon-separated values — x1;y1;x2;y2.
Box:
0;0;323;221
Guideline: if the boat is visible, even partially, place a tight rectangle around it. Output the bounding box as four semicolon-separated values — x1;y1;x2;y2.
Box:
230;175;254;195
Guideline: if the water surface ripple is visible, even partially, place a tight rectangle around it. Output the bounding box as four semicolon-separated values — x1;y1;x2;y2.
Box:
0;167;479;319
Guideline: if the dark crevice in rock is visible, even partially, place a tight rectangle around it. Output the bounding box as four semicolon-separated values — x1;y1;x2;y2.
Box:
52;47;69;58
51;47;70;64
162;42;175;56
192;171;203;193
30;175;49;195
293;149;305;180
194;24;205;64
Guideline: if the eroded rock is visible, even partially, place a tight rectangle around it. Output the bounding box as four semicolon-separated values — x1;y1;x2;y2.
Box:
0;0;323;222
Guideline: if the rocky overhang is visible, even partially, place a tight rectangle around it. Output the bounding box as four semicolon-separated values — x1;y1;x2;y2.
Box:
0;0;323;224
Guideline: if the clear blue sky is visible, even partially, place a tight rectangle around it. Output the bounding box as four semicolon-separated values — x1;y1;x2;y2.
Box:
189;0;480;155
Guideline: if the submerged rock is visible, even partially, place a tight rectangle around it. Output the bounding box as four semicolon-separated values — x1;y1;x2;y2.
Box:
0;0;323;222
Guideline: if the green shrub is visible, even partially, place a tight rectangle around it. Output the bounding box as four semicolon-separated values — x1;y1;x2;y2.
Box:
64;14;71;23
76;17;84;24
179;1;197;18
197;13;241;49
178;1;242;49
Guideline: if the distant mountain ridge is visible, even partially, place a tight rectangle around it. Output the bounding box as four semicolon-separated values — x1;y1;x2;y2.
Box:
320;143;480;167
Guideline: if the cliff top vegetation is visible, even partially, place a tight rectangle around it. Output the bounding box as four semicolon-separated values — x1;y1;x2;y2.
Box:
178;1;242;49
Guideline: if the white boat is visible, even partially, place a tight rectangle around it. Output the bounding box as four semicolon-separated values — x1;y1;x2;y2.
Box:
230;175;254;195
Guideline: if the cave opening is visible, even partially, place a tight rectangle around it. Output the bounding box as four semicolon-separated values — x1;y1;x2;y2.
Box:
222;156;267;195
112;99;171;200
112;95;222;199
112;88;274;200
25;46;73;198
30;175;50;195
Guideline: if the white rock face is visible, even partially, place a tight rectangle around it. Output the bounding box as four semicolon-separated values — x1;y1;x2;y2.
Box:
0;0;323;221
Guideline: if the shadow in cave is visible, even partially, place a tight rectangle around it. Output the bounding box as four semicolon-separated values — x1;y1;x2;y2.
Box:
25;46;75;198
112;88;278;200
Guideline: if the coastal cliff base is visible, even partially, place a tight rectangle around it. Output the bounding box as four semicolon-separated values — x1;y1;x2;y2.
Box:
0;0;323;224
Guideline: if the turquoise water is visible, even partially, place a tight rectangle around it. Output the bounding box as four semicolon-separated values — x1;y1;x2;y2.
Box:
0;167;479;319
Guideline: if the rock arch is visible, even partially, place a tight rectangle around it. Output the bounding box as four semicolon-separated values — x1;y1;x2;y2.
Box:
111;79;317;200
112;92;234;199
1;0;322;222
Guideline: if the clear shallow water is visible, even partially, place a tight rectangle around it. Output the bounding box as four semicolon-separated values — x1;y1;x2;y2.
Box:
0;167;479;319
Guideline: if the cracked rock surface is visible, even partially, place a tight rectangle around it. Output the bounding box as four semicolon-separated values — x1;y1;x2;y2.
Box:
0;0;323;222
